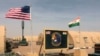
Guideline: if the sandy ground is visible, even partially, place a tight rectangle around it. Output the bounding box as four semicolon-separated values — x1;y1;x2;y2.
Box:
12;42;94;56
12;42;40;55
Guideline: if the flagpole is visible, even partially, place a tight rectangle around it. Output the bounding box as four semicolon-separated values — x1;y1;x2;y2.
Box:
30;6;33;53
30;20;33;53
26;0;33;53
79;23;81;43
78;17;81;47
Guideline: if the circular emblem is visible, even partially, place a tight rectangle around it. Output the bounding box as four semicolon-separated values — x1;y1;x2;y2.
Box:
51;32;61;47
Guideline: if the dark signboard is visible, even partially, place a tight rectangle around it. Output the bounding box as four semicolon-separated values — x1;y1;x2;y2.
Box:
45;30;68;49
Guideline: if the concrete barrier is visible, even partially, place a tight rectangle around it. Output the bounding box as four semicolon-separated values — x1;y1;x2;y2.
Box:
74;49;88;56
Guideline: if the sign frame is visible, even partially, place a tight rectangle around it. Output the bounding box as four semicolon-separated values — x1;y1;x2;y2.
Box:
43;29;69;51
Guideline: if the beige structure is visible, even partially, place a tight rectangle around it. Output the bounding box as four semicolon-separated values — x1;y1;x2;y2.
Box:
68;31;100;47
13;36;38;42
74;49;88;56
68;31;100;54
0;26;6;54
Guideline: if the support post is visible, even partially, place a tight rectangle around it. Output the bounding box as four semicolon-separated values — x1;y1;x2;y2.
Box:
19;20;28;46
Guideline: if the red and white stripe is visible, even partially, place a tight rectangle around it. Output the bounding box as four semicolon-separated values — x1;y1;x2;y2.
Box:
6;8;30;20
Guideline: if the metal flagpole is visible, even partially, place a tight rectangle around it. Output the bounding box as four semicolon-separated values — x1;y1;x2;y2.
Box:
26;0;33;53
78;17;81;46
79;23;81;43
30;6;33;53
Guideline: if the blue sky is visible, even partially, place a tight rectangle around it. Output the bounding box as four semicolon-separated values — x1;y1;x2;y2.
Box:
0;0;100;37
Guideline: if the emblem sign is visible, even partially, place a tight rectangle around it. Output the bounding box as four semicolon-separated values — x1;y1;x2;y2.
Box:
51;32;61;47
45;30;68;49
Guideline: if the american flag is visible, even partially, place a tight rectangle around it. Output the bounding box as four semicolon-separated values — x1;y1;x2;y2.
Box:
6;6;30;20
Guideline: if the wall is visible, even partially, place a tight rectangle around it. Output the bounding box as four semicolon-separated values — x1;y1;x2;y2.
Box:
0;26;6;54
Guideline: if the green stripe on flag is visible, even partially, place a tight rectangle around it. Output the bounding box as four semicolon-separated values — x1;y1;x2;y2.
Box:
68;22;80;28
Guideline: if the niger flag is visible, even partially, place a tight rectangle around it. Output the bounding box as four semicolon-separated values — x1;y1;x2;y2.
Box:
68;16;80;28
